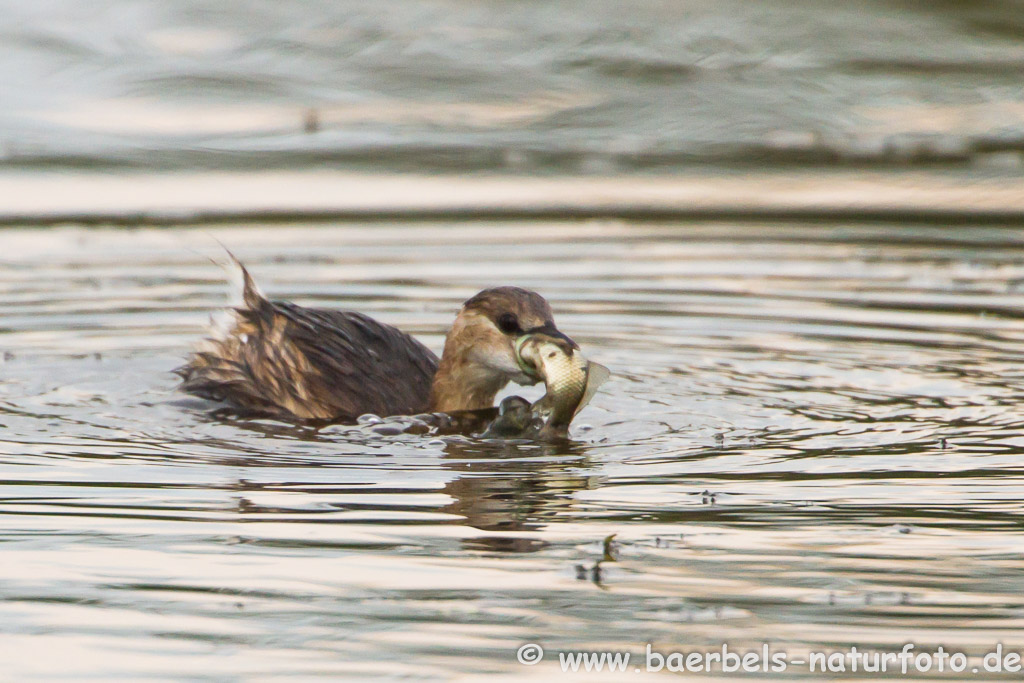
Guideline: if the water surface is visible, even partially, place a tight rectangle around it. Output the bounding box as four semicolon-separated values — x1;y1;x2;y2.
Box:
2;222;1024;678
4;0;1024;173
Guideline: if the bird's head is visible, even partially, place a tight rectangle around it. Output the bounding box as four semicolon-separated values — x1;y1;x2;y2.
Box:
430;286;576;412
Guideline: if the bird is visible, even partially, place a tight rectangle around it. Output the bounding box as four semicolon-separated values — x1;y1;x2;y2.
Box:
175;258;577;423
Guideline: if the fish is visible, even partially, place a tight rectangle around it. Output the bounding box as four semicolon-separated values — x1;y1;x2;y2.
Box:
515;334;610;437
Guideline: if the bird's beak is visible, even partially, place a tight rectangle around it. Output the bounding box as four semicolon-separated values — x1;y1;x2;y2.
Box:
514;324;578;379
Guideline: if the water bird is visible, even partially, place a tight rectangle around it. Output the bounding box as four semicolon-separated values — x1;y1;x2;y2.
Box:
175;258;588;426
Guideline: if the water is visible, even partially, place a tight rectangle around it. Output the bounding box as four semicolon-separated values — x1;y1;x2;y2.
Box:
3;0;1024;173
2;223;1024;678
4;0;1024;678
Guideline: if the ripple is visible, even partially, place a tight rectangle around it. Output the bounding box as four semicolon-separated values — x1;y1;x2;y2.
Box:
1;221;1024;677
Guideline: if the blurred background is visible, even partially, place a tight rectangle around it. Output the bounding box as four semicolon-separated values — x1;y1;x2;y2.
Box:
4;0;1024;181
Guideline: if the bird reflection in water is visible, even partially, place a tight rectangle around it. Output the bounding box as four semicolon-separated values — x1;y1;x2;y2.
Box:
439;437;595;553
192;414;598;555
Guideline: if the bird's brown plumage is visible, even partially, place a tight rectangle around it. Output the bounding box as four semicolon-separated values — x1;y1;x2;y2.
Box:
176;261;565;423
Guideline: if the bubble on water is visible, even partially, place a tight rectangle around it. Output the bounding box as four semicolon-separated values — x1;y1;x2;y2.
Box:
372;425;404;436
357;413;383;426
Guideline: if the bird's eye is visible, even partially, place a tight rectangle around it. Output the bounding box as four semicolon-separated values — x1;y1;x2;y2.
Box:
496;313;520;334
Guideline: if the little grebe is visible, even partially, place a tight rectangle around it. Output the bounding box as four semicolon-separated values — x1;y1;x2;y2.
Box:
176;260;577;423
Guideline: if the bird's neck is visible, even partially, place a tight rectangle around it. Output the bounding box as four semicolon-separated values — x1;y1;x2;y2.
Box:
428;351;506;413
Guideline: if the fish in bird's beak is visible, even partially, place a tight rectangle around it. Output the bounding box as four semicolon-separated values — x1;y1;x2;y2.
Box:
514;330;610;436
514;324;578;380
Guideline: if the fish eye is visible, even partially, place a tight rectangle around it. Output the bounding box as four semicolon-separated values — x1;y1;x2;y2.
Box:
496;313;520;334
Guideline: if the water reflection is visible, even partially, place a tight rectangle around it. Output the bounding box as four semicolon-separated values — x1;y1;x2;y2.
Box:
441;438;592;552
176;405;596;553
